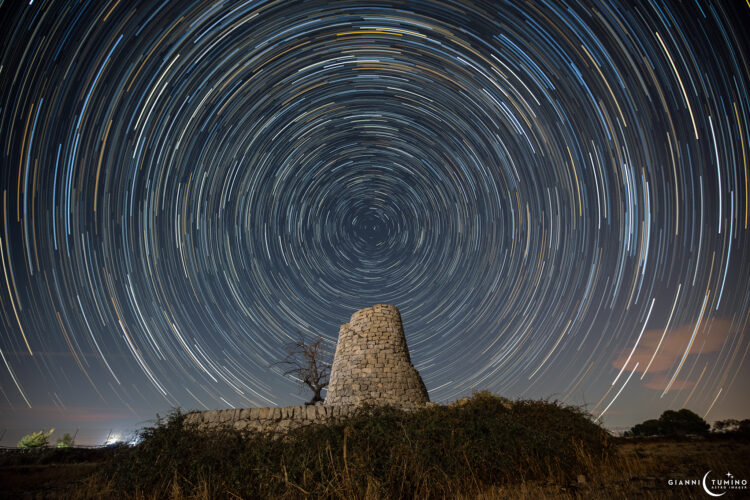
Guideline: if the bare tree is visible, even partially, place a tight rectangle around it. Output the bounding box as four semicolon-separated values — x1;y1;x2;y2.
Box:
274;334;331;405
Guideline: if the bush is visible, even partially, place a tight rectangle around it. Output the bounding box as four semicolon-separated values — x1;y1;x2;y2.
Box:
713;418;750;436
18;429;54;449
628;419;663;437
97;393;611;498
660;409;709;435
628;409;709;437
56;433;74;448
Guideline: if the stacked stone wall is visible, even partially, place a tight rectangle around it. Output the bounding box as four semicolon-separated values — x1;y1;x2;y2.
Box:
183;401;436;434
325;304;429;407
184;404;357;434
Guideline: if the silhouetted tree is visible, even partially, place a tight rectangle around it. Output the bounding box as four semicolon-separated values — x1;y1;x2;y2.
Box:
629;419;663;437
627;408;709;437
713;418;740;433
659;409;709;435
274;334;331;405
713;418;750;435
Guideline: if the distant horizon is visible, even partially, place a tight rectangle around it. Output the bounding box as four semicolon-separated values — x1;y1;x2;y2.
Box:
1;388;746;448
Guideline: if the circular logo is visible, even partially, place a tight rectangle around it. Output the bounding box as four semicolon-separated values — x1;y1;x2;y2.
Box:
703;471;726;497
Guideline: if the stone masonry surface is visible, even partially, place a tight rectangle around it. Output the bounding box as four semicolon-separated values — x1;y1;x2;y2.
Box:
183;404;358;434
325;304;429;407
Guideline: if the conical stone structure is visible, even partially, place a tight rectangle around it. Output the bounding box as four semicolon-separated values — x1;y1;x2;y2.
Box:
325;304;429;407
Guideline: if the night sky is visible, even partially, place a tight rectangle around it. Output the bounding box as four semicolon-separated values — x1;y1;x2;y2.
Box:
1;0;749;446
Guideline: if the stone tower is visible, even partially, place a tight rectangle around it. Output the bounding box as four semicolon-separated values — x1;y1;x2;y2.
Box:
325;304;429;407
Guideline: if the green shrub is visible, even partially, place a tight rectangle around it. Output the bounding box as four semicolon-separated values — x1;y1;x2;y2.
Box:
98;393;611;498
56;433;74;448
18;429;54;449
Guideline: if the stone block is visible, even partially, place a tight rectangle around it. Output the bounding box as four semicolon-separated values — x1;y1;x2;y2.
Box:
183;413;200;425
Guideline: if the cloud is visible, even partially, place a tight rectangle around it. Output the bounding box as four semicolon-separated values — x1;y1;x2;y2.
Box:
641;374;694;391
612;318;733;391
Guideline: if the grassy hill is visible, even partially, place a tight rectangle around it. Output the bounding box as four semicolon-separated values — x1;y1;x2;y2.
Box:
87;391;611;498
1;392;747;498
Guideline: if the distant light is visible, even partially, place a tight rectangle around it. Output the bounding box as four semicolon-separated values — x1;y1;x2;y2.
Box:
105;433;121;445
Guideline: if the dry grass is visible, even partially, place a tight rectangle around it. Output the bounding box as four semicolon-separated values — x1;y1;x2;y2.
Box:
3;441;748;499
2;398;748;499
53;438;748;500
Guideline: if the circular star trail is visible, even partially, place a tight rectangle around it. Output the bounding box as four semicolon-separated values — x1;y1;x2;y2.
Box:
1;0;749;436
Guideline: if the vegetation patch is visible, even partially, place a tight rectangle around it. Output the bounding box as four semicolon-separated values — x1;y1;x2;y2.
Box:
95;391;610;498
625;409;710;437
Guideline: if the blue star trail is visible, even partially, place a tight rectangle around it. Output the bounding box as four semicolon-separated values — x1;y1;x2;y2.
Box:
0;0;749;442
